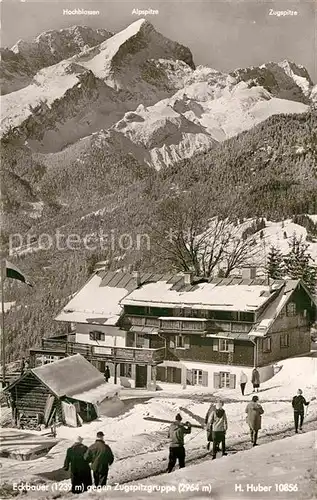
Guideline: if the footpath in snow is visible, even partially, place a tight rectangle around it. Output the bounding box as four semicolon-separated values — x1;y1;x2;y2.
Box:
0;356;316;499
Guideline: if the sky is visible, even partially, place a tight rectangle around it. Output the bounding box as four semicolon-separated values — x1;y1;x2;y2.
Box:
0;0;316;81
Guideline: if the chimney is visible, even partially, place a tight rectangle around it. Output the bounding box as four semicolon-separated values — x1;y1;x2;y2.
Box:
241;267;257;280
133;271;141;286
183;271;194;285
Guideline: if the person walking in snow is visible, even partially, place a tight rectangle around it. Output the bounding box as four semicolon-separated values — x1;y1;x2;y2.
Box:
84;431;114;486
209;400;228;460
64;436;92;494
205;403;217;450
292;389;310;433
167;413;191;472
251;367;260;392
245;395;264;446
240;371;248;396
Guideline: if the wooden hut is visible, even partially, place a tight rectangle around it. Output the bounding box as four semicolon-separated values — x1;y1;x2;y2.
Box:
4;354;120;429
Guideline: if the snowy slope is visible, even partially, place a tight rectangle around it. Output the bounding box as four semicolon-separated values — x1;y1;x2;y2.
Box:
1;62;88;133
109;431;316;500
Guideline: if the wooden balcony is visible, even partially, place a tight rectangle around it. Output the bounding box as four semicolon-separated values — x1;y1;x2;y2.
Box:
29;338;165;365
159;317;207;333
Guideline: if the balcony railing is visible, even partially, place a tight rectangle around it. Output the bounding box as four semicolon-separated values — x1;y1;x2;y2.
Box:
31;338;165;364
159;317;207;332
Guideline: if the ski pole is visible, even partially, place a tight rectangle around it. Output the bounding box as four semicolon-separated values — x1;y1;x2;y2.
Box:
186;429;205;444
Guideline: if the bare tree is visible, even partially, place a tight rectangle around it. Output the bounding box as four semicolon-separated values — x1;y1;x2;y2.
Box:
150;186;257;277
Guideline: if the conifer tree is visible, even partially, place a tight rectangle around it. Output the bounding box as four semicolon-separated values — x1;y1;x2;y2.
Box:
284;235;317;293
266;245;285;280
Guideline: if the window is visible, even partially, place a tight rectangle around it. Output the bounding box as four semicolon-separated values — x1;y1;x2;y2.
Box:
280;333;290;348
175;335;190;349
239;312;255;322
286;302;296;317
120;363;132;377
89;331;105;342
219;339;230;352
136;334;149;348
192;369;208;386
213;339;234;352
176;335;185;348
263;337;272;352
214;372;236;389
219;372;230;388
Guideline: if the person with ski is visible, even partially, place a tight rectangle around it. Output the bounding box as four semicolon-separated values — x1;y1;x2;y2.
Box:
84;431;114;486
205;403;216;450
209;400;228;460
240;371;248;396
245;395;264;446
64;436;92;494
167;413;191;472
292;389;310;433
251;367;260;392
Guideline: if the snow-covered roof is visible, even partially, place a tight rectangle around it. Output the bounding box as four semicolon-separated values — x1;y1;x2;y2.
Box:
70;382;120;404
5;355;105;399
55;271;174;325
32;354;104;398
121;280;281;312
55;273;132;325
249;280;300;337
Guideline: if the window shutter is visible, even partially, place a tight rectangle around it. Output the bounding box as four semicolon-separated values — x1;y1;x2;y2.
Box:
109;363;115;377
169;338;175;349
228;341;234;353
213;340;219;351
186;369;193;385
202;371;208;387
184;336;190;349
229;374;236;389
213;372;220;388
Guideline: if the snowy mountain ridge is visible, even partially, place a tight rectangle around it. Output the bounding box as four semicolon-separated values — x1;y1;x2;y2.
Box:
0;20;315;163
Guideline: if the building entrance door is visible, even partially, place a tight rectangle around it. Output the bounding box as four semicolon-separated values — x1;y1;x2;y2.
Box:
135;365;147;388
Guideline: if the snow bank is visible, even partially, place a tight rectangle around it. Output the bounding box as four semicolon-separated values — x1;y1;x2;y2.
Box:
103;430;316;499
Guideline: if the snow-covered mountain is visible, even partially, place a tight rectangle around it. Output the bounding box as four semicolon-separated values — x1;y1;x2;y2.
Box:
231;60;315;104
0;26;113;95
0;19;315;163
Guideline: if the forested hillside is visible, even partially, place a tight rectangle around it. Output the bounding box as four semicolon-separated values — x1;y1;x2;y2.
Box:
163;112;317;218
2;111;316;361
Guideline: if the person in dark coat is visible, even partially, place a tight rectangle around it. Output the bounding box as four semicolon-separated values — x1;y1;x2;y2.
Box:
64;436;92;494
167;413;191;472
245;395;264;446
84;431;114;486
251;367;260;392
104;365;111;383
292;389;310;433
209;400;228;460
